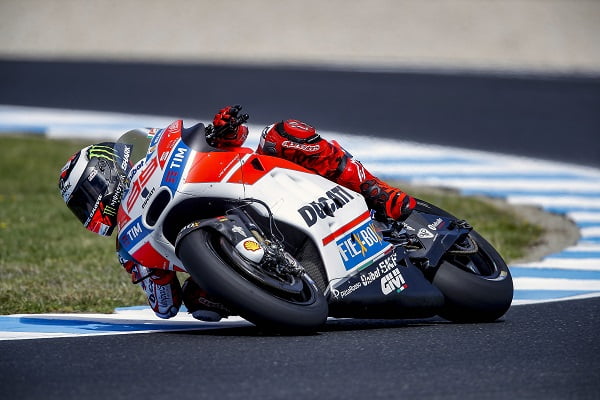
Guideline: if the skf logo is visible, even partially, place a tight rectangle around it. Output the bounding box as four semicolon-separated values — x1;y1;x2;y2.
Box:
297;185;355;227
243;240;261;252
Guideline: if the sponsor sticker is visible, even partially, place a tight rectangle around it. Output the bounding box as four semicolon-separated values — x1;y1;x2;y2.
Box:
359;252;400;287
126;157;158;211
360;267;381;286
427;217;445;231
231;225;245;237
332;251;408;299
118;216;152;252
417;228;434;239
282;140;320;152
297;185;355;227
161;143;190;193
336;220;390;271
235;239;264;263
243;240;261;252
331;282;362;299
381;268;408;295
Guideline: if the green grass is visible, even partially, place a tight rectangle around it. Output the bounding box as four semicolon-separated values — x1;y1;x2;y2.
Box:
399;185;543;262
0;135;146;314
0;135;542;315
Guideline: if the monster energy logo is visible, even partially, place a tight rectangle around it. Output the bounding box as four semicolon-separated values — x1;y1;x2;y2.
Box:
104;205;118;216
88;145;116;161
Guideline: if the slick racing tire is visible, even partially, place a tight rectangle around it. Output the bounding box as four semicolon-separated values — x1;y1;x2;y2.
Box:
432;230;514;323
176;227;328;333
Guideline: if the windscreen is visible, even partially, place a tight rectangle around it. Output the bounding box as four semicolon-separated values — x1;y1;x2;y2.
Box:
116;128;152;172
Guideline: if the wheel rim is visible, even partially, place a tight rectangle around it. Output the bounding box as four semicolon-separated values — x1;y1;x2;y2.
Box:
208;234;319;305
443;239;504;280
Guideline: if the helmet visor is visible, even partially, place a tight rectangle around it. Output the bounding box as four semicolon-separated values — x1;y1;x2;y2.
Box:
66;161;110;226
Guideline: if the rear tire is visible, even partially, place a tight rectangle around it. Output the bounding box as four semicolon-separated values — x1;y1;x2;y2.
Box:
432;231;513;323
176;227;328;333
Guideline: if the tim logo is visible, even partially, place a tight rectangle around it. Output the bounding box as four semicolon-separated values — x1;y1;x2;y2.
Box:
161;144;190;192
118;216;151;252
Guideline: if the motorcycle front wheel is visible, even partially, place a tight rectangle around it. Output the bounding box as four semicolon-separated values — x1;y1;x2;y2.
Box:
432;230;514;323
176;227;328;333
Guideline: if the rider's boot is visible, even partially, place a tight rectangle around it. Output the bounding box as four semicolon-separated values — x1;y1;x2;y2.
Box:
181;277;232;322
126;263;182;319
334;156;416;221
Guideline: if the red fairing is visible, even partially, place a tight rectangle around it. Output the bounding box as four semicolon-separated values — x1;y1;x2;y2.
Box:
225;154;310;185
157;120;183;169
132;242;172;270
117;206;131;232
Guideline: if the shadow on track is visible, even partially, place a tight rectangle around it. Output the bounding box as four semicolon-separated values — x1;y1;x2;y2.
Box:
164;316;503;337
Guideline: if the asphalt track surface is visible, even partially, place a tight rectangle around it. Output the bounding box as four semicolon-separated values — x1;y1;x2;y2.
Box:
1;298;598;400
1;60;599;399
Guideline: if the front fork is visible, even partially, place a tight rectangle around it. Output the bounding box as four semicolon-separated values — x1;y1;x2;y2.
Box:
175;204;302;277
231;206;304;277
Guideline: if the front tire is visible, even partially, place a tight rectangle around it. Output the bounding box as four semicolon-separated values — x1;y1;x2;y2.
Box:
176;227;328;332
432;231;513;322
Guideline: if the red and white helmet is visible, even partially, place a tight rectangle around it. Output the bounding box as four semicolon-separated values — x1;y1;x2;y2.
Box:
58;142;131;236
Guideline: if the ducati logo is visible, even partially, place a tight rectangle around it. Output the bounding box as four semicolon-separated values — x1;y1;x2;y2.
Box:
297;185;355;227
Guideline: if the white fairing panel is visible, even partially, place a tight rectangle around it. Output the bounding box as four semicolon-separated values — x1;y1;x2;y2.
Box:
244;167;390;281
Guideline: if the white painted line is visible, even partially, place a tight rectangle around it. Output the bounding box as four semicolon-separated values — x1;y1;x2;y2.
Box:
511;292;600;305
409;178;600;193
507;196;600;209
564;244;600;252
513;277;600;291
567;212;600;222
581;226;600;237
512;259;600;270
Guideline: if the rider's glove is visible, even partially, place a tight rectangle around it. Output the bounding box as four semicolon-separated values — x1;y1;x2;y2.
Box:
211;105;249;148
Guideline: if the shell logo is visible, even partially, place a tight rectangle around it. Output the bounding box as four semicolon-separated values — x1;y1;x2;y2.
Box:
243;240;261;252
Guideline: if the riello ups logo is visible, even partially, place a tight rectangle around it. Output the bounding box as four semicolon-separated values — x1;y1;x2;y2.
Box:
297;185;355;227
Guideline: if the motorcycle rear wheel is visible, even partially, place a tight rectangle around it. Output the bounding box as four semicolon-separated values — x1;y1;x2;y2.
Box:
432;230;514;323
176;227;328;333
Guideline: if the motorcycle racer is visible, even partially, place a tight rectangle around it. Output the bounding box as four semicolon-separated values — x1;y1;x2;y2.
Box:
58;105;416;322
